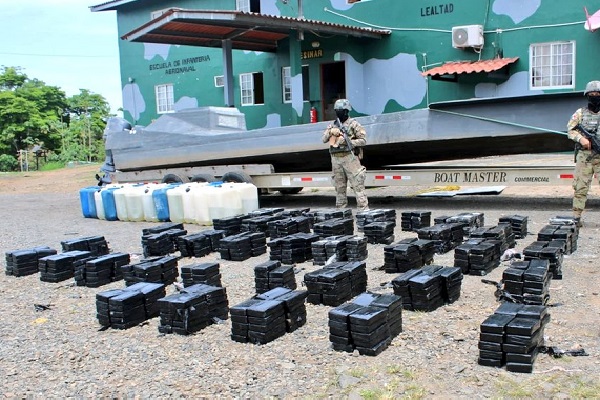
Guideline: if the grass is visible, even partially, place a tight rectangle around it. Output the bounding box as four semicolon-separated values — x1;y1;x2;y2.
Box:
495;373;600;398
39;161;66;171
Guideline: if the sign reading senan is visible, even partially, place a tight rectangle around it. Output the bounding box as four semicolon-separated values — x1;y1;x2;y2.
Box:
301;49;324;59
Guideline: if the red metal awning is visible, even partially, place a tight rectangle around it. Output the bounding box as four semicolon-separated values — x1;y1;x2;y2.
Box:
421;57;519;77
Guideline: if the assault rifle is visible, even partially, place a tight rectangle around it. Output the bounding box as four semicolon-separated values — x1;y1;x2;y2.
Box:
335;118;354;153
574;124;600;160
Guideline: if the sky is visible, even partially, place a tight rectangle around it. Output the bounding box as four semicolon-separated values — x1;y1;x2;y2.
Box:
0;1;122;114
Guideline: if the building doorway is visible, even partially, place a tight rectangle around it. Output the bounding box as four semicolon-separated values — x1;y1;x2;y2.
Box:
320;61;346;121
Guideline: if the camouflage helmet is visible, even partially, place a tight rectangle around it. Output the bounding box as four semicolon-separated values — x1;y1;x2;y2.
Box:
334;99;352;111
584;80;600;95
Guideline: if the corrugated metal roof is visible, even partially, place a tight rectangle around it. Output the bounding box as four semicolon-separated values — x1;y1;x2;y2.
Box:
422;57;519;77
121;9;390;52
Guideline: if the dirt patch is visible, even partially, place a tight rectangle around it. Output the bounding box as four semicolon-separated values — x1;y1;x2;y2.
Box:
0;164;101;194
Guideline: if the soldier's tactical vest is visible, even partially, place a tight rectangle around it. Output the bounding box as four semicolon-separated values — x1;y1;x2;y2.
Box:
581;109;600;136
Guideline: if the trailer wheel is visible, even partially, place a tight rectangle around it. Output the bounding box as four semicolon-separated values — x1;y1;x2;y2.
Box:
190;173;216;183
278;187;303;195
161;173;185;184
221;171;253;184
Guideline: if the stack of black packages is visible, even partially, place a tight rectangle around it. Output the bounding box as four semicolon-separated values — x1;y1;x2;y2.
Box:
96;282;165;329
400;210;431;232
5;246;57;277
142;231;175;257
177;232;213;258
445;212;485;235
548;216;579;253
248;207;285;217
267;216;312;239
522;241;564;280
120;255;179;286
241;214;282;237
308;208;352;223
329;292;402;356
405;266;444;311
311;235;368;265
537;224;577;255
355;209;397;232
201;229;227;252
391;265;463;311
383;238;435;273
75;251;127;287
180;262;222;287
230;287;308;344
158;283;229;335
502;259;551;305
478;302;550;373
219;231;267;261
39;251;85;283
61;236;109;257
363;221;396;244
304;261;367;306
499;215;528;239
313;218;355;238
389;269;421;310
213;215;244;236
254;260;297;294
218;232;252;261
346;235;369;261
470;225;516;254
416;223;464;254
267;232;320;264
453;238;501;276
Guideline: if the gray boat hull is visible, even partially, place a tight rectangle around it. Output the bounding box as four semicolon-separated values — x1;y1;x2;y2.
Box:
105;93;580;174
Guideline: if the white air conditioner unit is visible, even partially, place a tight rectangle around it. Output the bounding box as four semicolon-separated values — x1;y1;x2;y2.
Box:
214;75;224;88
452;25;484;49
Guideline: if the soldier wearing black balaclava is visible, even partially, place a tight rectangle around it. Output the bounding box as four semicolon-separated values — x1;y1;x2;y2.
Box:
567;80;600;226
322;99;368;211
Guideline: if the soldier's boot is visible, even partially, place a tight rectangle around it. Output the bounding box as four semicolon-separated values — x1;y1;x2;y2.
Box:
573;210;583;228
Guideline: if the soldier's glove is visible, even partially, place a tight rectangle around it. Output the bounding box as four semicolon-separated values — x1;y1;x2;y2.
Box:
329;127;341;137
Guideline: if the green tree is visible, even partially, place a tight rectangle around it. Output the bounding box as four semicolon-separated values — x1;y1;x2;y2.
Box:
0;67;67;168
0;67;112;170
67;89;111;162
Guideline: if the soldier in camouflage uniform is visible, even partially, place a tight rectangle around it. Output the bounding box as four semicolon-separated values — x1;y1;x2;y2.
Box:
567;80;600;226
322;99;369;211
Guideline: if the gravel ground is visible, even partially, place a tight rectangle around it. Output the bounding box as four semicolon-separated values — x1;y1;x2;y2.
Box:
1;165;600;398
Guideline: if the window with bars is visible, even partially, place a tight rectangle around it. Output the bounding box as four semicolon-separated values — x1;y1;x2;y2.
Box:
240;72;264;105
282;66;310;103
155;83;174;114
530;41;575;90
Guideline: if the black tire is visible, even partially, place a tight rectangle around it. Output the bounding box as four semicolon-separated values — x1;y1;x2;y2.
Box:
161;173;185;184
221;171;253;184
278;187;303;195
190;173;216;183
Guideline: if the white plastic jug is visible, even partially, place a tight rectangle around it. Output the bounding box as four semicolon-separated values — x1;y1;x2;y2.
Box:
223;183;244;216
113;185;130;221
94;184;123;220
236;182;259;214
167;184;189;223
142;183;167;222
192;184;212;225
94;188;105;220
182;182;208;223
125;184;149;222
